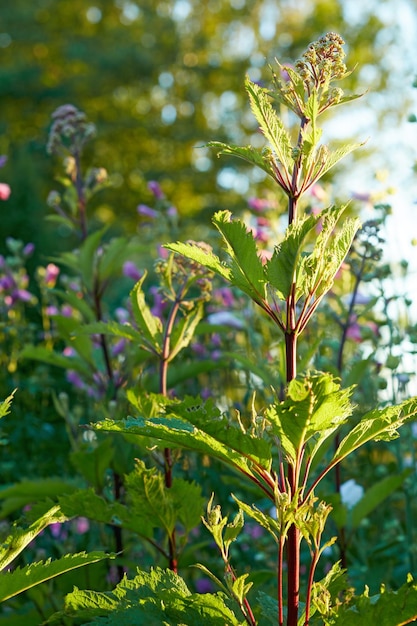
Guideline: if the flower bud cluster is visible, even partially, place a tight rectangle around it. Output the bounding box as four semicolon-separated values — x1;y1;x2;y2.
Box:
295;32;347;92
47;104;96;157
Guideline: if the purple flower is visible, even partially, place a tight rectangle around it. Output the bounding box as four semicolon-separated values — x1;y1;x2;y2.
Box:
147;180;164;199
66;370;85;389
123;261;142;281
137;204;158;219
13;288;33;302
75;517;89;534
111;338;127;356
195;578;214;594
207;311;244;329
0;155;7;168
23;243;35;257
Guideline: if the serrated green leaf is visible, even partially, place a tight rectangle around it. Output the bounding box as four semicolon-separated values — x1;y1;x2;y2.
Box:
265;214;317;300
130;273;163;353
232;497;280;541
212;210;267;305
310;142;363;187
91;414;268;482
207;142;276;181
332;396;417;466
231;573;253;605
265;373;353;463
257;590;280;625
0;505;68;572
0;552;113;602
164;240;230;280
350;469;412;529
331;577;417;625
53;315;95;364
245;77;293;173
0;391;15;420
306;209;361;300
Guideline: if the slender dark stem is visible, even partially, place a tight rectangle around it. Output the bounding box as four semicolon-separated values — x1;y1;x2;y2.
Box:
304;549;320;625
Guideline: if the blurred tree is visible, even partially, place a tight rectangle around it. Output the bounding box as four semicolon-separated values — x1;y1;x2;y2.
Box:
0;0;414;257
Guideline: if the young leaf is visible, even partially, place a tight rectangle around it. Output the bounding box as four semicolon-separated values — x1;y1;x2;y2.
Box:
232;496;280;541
164;240;230;281
77;227;107;292
207;142;276;181
265;213;318;301
0;391;15;420
130;273;162;353
265;373;353;463
332;397;417;466
0;505;69;572
19;345;92;377
0;552;114;603
211;210;267;305
245;76;293;174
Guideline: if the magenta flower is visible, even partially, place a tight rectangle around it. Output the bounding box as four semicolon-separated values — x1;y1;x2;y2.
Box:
248;197;272;212
75;517;90;534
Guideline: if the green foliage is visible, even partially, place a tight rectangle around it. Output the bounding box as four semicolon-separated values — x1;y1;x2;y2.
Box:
0;552;113;603
49;567;244;626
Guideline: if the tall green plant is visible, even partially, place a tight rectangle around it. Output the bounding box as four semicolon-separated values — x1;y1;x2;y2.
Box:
82;33;417;625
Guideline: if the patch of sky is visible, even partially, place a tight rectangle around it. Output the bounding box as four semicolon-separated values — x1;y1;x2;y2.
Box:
161;104;177;125
159;72;174;89
171;0;192;21
223;21;256;60
86;6;102;23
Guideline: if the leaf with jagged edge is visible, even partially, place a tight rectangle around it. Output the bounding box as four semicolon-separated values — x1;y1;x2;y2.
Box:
52;567;243;626
207;141;276;180
309;142;364;188
91;409;271;483
330;575;417;625
232;496;280;541
265;373;353;464
75;320;144;344
0;552;114;603
0;505;68;572
58;488;154;538
265;213;318;301
0;391;15;420
169;396;272;470
164;240;230;281
244;77;293;173
211;210;267;305
331;396;417;468
130;272;162;353
298;206;361;307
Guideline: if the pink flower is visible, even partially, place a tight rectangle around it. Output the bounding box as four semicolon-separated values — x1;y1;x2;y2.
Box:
137;204;158;218
75;517;89;534
45;263;60;287
0;183;11;200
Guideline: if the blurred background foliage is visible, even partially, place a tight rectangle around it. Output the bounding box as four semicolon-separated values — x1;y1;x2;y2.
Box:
1;0;415;261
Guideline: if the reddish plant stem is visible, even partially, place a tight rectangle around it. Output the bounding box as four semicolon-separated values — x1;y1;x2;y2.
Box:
285;330;300;626
159;297;182;573
278;537;285;626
